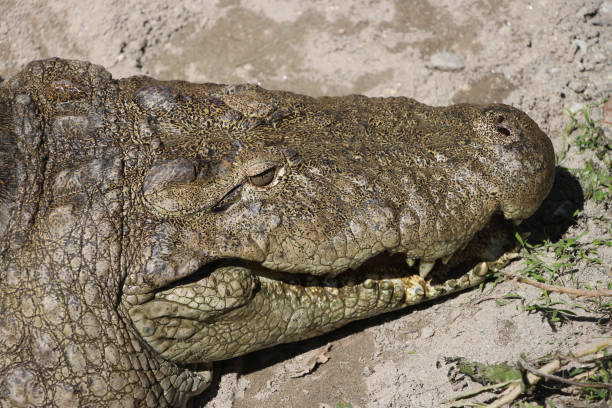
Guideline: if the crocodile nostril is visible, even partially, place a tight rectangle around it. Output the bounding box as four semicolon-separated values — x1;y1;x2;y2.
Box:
496;126;511;136
496;115;505;124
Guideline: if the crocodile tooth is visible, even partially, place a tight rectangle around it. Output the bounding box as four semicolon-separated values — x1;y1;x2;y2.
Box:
441;254;452;264
513;219;523;226
473;261;489;277
419;260;435;278
405;257;415;267
390;279;404;293
381;280;393;290
363;279;376;289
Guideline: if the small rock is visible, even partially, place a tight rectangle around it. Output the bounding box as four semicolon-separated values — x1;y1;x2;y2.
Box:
407;330;419;340
363;366;374;377
568;79;587;93
568;103;584;113
579;1;601;18
449;308;463;321
551;200;576;221
591;0;612;25
547;78;567;94
573;39;588;53
451;379;468;392
603;98;612;124
428;52;465;72
590;107;602;122
591;15;612;25
421;326;435;338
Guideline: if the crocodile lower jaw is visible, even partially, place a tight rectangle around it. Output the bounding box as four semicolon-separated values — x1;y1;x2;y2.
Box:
126;215;521;363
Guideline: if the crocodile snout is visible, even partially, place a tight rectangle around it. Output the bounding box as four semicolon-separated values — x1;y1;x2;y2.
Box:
476;104;555;221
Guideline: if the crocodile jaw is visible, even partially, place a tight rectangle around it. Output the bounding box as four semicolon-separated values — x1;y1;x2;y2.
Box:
127;214;521;364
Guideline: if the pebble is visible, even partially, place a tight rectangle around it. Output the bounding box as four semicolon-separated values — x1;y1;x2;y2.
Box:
421;326;435;338
428;52;465;72
603;98;612;124
568;79;587;94
568;103;584;113
591;1;612;26
552;200;576;221
573;39;588;53
363;366;374;377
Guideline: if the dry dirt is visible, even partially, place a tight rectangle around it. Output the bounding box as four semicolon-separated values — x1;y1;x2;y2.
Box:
1;1;611;407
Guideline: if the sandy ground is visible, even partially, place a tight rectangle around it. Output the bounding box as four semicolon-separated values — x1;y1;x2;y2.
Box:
1;0;611;407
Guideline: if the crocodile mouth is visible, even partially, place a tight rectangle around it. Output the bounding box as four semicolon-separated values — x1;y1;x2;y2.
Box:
128;213;521;364
170;212;518;293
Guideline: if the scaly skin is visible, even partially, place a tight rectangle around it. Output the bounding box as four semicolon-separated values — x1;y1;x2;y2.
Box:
0;58;555;407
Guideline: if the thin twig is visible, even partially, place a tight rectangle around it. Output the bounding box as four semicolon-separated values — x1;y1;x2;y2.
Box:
519;359;612;390
574;353;612;365
447;402;485;408
560;351;612;365
471;296;503;305
484;383;523;408
446;380;520;402
570;367;600;382
572;338;612;358
503;272;612;297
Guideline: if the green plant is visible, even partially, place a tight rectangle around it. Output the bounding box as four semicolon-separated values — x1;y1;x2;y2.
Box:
561;99;612;202
571;159;612;203
514;232;603;282
524;291;577;324
568;102;610;155
504;232;610;325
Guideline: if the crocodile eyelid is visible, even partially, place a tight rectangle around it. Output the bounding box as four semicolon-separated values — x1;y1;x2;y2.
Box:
248;166;276;187
143;158;197;195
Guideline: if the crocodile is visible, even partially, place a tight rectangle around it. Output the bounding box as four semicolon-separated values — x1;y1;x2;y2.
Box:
0;58;555;407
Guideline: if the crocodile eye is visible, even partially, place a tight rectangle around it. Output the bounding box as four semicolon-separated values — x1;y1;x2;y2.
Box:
248;167;276;187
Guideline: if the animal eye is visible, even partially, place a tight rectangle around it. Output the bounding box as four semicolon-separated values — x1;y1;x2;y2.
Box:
248;167;276;187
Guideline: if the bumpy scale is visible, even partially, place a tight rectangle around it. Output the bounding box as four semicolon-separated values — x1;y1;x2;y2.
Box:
0;58;554;407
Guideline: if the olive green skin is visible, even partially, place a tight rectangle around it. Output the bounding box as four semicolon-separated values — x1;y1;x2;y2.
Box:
0;58;554;407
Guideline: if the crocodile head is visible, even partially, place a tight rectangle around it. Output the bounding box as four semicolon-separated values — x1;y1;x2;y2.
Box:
0;59;553;406
121;80;555;364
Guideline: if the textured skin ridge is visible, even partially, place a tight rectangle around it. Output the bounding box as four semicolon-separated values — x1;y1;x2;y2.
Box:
0;59;210;408
0;58;554;406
